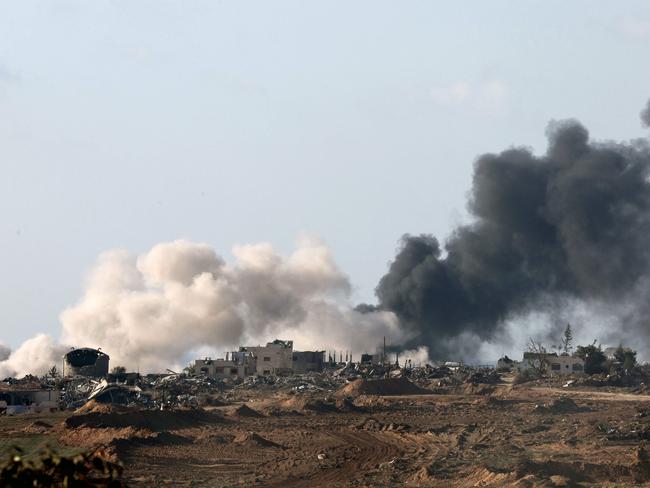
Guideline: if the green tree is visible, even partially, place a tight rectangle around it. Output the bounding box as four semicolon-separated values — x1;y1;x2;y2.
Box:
623;351;637;370
575;342;607;374
613;345;637;370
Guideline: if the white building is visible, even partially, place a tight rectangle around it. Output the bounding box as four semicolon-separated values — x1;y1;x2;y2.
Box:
0;389;60;415
547;354;584;375
511;352;584;376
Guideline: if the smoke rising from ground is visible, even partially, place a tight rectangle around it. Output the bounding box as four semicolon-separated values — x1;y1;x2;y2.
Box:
375;109;650;359
0;237;399;376
642;99;650;127
4;102;650;376
0;335;66;378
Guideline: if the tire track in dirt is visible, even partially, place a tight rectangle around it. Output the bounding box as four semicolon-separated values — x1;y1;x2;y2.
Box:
267;429;402;488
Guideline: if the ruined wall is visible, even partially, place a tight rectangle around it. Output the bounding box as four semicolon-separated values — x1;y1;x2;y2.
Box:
292;351;325;373
63;348;109;377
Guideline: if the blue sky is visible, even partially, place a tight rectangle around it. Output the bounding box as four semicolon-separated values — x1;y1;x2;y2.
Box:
2;1;650;348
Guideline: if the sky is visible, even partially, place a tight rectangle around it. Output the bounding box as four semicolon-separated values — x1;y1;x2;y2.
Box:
1;1;650;350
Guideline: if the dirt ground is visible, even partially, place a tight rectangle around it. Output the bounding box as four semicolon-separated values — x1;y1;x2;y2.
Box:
5;380;650;487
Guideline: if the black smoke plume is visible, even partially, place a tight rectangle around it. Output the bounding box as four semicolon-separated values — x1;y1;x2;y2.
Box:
375;107;650;358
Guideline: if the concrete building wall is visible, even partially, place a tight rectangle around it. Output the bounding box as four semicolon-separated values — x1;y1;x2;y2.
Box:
292;351;325;373
194;354;253;379
514;353;584;376
63;348;110;377
497;357;516;371
242;340;293;375
360;353;383;366
547;355;584;375
0;389;60;414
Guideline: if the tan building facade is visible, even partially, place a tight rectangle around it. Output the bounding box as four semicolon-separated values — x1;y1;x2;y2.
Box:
241;340;294;375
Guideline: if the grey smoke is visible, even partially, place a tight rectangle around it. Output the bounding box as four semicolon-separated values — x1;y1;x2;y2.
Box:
0;342;10;362
642;99;650;127
375;107;650;358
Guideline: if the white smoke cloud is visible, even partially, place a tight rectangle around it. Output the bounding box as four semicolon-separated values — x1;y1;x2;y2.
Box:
399;346;431;367
0;237;402;376
0;334;66;378
443;291;650;365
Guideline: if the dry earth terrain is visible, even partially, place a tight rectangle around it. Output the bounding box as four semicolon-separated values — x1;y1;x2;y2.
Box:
4;378;650;487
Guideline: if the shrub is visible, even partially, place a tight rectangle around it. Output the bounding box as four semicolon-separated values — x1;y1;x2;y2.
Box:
0;447;125;487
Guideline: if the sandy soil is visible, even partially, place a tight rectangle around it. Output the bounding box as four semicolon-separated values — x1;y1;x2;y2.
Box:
5;381;650;487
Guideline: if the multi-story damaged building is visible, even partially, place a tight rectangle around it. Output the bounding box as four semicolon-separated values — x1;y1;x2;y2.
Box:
63;348;110;377
240;340;294;375
193;340;326;378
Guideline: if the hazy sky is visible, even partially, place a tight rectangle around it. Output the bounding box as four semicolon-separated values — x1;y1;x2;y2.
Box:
2;1;650;349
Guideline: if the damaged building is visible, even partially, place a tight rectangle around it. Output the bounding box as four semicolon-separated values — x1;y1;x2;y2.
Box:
292;351;325;374
240;340;294;376
0;388;60;415
63;347;110;378
360;353;383;366
193;351;255;380
498;352;585;376
193;340;326;378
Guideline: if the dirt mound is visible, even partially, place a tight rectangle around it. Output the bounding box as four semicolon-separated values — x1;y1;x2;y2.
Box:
337;377;429;397
75;399;129;415
233;431;282;448
61;426;194;450
65;408;225;432
283;396;339;413
352;395;391;409
59;426;147;448
228;404;264;418
22;420;52;434
461;383;497;395
335;397;368;413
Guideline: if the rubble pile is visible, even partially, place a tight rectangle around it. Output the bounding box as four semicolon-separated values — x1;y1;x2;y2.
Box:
1;375;49;389
233;371;345;394
403;365;500;391
3;361;506;414
58;373;229;411
565;365;650;389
